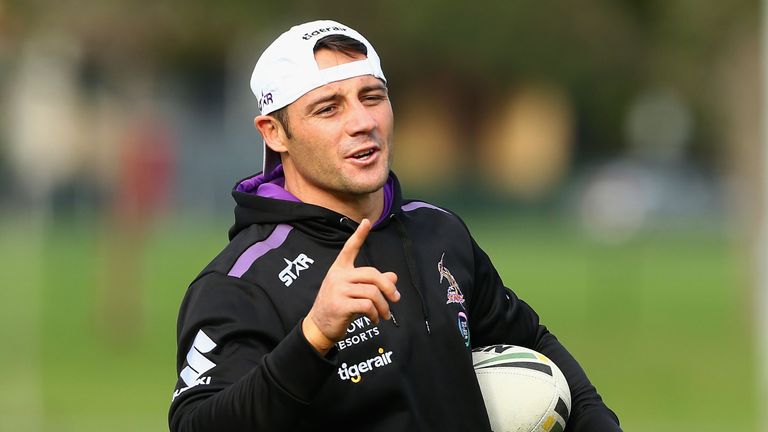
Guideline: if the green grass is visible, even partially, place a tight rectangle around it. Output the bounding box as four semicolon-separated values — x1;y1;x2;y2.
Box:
0;215;756;431
468;216;755;431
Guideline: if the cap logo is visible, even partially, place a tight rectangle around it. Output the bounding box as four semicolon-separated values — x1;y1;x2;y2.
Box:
251;20;385;120
302;26;348;41
259;92;274;111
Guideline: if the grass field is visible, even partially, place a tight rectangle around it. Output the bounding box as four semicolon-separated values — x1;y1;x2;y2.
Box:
0;214;757;431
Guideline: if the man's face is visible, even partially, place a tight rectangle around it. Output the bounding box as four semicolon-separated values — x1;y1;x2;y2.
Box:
278;49;394;200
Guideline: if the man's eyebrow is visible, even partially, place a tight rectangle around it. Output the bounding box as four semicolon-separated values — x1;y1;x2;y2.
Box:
360;83;388;94
304;93;340;113
304;83;388;114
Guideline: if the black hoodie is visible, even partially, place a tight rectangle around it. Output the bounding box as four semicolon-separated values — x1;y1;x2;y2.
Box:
168;170;622;431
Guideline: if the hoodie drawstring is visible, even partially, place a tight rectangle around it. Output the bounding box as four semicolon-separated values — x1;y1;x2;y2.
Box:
355;231;401;328
341;215;431;335
391;215;432;335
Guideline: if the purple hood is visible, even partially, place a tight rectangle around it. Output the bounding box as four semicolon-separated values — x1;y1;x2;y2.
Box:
229;165;399;240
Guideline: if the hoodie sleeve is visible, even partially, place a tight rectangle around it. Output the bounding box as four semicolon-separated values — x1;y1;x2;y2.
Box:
466;237;622;432
168;272;337;432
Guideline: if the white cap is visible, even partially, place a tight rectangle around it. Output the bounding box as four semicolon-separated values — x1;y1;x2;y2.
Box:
250;20;387;177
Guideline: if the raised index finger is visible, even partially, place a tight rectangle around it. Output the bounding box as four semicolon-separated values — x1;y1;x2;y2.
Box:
334;218;371;267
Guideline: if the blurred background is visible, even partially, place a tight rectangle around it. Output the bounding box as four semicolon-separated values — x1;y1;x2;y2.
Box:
0;0;762;430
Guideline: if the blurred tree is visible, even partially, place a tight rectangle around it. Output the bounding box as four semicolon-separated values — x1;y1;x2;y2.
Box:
3;0;759;178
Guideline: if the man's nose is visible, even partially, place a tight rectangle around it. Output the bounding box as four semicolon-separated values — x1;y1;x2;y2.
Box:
344;100;378;135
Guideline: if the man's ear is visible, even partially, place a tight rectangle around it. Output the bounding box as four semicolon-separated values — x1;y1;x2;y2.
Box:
254;115;288;153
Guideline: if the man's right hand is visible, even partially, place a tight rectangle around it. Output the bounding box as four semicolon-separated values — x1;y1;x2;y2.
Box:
302;218;400;355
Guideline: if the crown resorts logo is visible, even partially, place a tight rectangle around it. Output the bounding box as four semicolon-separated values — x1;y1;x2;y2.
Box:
336;316;381;351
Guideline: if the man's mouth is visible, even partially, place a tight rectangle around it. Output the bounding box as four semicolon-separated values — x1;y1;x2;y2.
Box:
351;148;376;160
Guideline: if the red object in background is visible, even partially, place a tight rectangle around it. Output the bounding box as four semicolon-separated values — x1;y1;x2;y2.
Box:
115;117;176;224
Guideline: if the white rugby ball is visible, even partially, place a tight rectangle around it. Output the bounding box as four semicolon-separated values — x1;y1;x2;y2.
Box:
472;345;571;432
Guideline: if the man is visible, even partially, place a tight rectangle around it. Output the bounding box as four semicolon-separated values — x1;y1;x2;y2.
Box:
169;20;622;431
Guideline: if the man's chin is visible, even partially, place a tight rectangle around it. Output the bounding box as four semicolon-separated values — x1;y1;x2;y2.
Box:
342;172;389;196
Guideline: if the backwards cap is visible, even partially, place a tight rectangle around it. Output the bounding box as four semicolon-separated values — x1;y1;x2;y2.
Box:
250;20;387;177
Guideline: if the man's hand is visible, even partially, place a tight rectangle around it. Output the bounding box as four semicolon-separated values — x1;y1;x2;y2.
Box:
302;219;400;355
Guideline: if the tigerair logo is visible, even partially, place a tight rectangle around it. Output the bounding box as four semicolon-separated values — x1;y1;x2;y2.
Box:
337;347;394;384
302;26;348;41
279;253;314;286
172;329;217;401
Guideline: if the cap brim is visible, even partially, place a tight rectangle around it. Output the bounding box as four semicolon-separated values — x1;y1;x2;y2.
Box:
263;145;281;179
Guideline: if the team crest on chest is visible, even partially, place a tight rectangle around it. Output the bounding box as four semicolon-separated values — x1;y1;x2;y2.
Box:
438;253;465;309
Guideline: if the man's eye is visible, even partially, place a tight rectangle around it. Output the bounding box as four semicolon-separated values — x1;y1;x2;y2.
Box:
316;105;336;115
363;95;385;103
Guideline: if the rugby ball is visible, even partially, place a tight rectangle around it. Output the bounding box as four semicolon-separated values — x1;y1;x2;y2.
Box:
472;345;571;432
